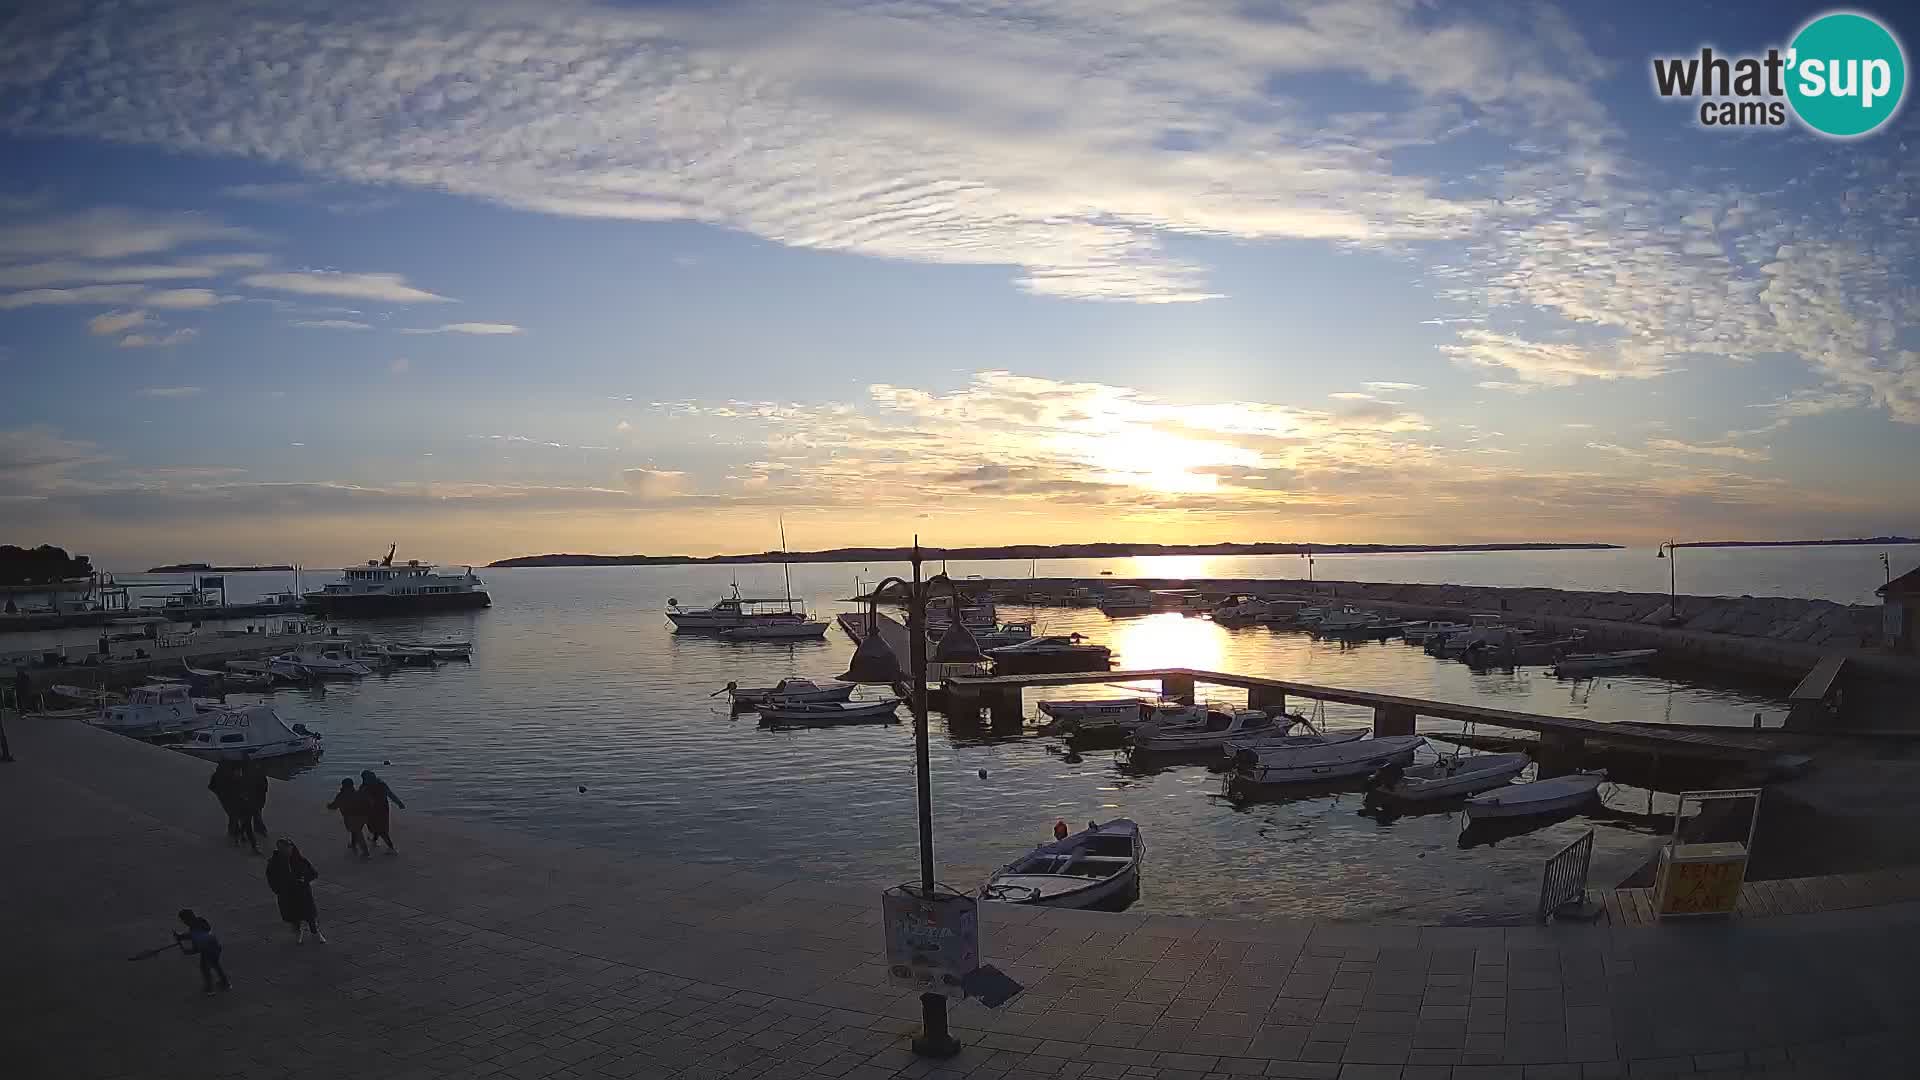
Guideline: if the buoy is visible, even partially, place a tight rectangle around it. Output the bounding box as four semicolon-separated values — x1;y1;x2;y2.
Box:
1053;820;1069;840
578;785;587;793
383;759;391;766
977;768;988;778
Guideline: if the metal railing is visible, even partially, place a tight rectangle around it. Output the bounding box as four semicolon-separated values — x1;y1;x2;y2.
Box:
1538;829;1595;922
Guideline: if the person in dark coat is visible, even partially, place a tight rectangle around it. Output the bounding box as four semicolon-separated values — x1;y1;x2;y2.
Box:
327;778;370;858
208;762;258;853
242;760;270;837
359;770;406;853
264;838;324;943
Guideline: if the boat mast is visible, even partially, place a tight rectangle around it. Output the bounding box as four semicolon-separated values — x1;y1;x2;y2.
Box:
779;516;794;608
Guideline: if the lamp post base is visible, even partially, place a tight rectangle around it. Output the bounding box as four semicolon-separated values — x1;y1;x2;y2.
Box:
912;993;961;1058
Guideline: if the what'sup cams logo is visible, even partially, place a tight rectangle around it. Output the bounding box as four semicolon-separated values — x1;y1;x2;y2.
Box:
1652;10;1907;137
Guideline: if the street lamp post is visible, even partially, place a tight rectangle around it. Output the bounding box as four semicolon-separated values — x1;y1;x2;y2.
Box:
840;540;986;1059
1657;541;1677;618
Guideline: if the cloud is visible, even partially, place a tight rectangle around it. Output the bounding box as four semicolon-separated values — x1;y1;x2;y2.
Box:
0;207;258;260
0;427;103;493
1646;438;1770;463
136;386;203;398
241;270;451;303
1441;329;1672;387
219;181;394;215
119;328;198;349
388;357;411;375
0;260;223;288
142;288;225;309
1328;392;1375;401
87;309;151;336
615;420;632;432
292;319;373;330
0;0;1626;303
620;468;689;499
0;285;145;309
400;322;521;335
1561;422;1594;430
1363;382;1424;392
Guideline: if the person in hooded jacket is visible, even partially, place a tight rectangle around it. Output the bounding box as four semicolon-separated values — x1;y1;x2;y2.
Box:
265;838;325;943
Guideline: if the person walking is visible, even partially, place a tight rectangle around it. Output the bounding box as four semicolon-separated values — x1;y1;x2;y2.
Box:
327;778;370;858
242;760;270;838
359;769;406;853
265;839;325;943
208;762;258;853
174;909;231;995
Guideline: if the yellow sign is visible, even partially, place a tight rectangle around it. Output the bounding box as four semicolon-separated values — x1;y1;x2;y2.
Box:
1658;858;1745;915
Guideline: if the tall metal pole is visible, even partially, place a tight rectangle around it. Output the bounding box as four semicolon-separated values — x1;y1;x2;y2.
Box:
1668;543;1676;609
908;540;956;1058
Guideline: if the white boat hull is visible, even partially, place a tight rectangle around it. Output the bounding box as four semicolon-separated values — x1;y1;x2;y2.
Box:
758;699;902;726
729;679;856;706
1372;752;1532;802
1465;771;1606;820
1553;650;1656;676
1236;736;1425;785
720;621;829;640
981;819;1142;910
1221;728;1366;758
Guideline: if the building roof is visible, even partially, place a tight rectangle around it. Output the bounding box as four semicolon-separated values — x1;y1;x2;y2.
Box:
1880;566;1920;598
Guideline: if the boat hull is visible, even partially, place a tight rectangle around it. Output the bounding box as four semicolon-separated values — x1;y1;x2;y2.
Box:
1371;753;1531;802
1236;737;1423;786
1465;773;1606;820
989;651;1112;675
304;590;489;616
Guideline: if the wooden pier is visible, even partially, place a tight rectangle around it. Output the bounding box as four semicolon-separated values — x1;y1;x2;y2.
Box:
944;667;1800;763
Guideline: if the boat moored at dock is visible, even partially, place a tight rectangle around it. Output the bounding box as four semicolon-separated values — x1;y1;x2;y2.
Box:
174;704;322;761
304;547;490;616
981;818;1142;910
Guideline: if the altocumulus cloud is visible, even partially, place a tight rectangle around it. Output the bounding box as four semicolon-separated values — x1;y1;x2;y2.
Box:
401;322;521;335
240;270;451;303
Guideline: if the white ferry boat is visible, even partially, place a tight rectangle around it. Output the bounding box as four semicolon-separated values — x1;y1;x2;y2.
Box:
303;546;490;616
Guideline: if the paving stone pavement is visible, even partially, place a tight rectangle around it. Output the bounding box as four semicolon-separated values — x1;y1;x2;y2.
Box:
2;713;1916;1080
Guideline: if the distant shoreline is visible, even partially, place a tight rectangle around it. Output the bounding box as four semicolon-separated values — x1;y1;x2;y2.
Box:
1671;537;1918;549
144;563;296;574
488;541;1621;568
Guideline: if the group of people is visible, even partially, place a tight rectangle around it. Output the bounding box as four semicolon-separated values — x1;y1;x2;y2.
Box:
207;760;271;853
176;764;409;994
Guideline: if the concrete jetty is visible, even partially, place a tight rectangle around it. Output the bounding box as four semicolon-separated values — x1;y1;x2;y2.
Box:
2;629;320;698
3;710;1918;1078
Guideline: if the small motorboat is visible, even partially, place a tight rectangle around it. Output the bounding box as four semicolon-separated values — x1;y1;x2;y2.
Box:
269;644;372;680
1220;726;1367;758
1368;752;1531;802
971;622;1036;649
1553;650;1656;677
724;678;856;707
719;620;830;641
1133;707;1285;752
1465;770;1606;820
1399;620;1467;644
50;684;117;706
397;641;472;660
1211;595;1278;624
92;683;208;738
174;705;323;761
757;698;903;727
986;634;1112;675
1036;697;1157;735
980;819;1142;910
1233;735;1425;786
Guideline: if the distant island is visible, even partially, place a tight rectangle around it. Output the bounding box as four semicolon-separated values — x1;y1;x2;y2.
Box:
490;541;1621;568
146;562;297;573
1672;537;1918;549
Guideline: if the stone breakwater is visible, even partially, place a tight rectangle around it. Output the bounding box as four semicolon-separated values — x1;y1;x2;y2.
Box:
978;576;1908;681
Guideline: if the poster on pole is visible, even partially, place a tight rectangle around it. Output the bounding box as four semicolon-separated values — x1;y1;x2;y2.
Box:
882;884;978;998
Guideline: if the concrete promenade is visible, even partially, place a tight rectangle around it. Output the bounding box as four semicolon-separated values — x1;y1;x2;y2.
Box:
2;714;1916;1080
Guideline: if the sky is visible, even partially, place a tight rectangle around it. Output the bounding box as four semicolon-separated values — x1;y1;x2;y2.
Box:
2;0;1918;569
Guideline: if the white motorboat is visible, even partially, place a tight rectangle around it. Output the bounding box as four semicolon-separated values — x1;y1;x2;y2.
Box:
1220;726;1368;758
757;698;902;727
725;678;856;707
93;683;207;738
1314;607;1389;637
1400;620;1468;644
986;635;1112;674
1368;752;1532;802
972;622;1035;649
1553;650;1657;677
1133;707;1285;752
925;591;998;633
1036;697;1157;736
1233;735;1425;786
1096;586;1153;614
268;643;373;680
719;620;830;641
1465;770;1607;820
1211;595;1277;624
981;819;1142;910
174;705;323;761
50;684;116;706
667;585;807;631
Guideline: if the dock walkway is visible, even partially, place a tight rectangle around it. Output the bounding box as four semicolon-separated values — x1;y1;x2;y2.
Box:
947;668;1798;763
3;711;1917;1079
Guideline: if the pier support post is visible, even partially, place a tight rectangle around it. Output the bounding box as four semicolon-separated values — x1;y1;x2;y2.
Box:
1162;673;1196;705
987;687;1023;728
944;690;982;727
1372;705;1415;736
1248;686;1286;713
1539;731;1584;773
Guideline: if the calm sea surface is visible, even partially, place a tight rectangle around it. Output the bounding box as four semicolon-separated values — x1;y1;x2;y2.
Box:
35;545;1916;922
